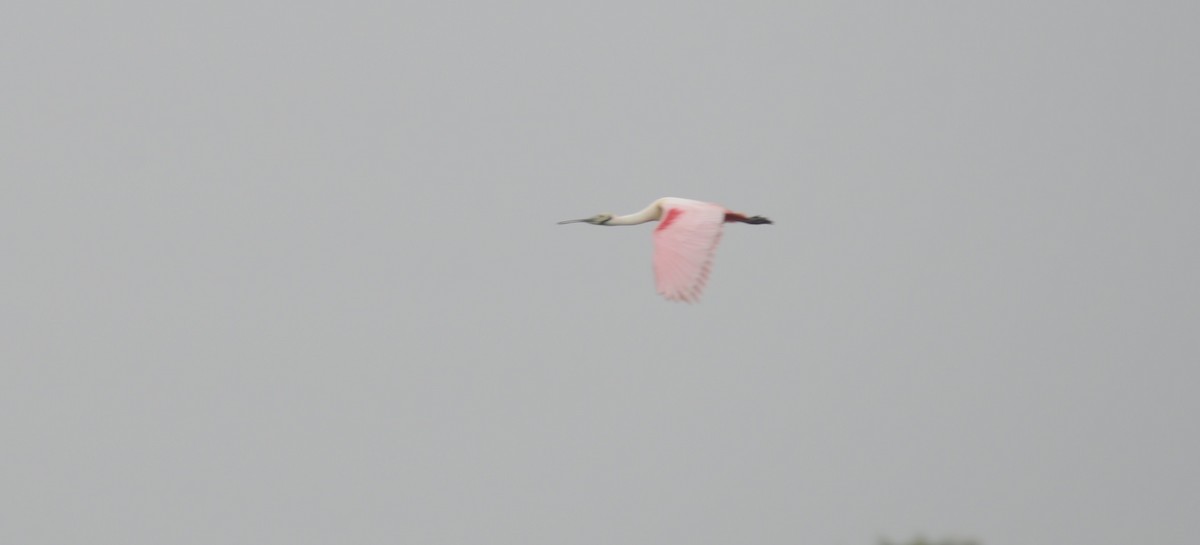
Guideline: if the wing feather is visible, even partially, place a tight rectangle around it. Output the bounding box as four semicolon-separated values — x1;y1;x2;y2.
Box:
652;199;726;302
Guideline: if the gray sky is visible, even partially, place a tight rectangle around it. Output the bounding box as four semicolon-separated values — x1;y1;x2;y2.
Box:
3;2;1198;544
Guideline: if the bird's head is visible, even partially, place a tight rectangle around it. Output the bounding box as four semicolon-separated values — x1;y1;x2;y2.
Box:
557;213;613;225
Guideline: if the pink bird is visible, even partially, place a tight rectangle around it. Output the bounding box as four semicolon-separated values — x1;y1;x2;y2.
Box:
558;197;772;302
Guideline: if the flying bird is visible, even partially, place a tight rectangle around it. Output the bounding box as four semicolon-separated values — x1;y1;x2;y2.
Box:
558;197;772;302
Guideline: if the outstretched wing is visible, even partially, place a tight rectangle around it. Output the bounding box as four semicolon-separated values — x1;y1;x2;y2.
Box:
652;199;726;302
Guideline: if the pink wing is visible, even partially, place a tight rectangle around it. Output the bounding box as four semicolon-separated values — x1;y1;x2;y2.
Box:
652;198;727;302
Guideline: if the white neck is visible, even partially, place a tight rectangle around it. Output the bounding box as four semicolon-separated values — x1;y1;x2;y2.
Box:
606;202;663;226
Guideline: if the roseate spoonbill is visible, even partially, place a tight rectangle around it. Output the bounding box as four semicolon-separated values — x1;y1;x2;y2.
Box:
558;197;772;302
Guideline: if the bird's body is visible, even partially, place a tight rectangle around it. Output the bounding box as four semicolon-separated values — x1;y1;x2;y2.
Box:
558;197;772;302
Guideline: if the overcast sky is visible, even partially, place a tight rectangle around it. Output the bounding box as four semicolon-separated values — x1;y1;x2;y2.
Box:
3;2;1198;544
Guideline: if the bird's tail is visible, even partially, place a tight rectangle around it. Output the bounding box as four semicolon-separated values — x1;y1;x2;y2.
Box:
724;213;773;224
